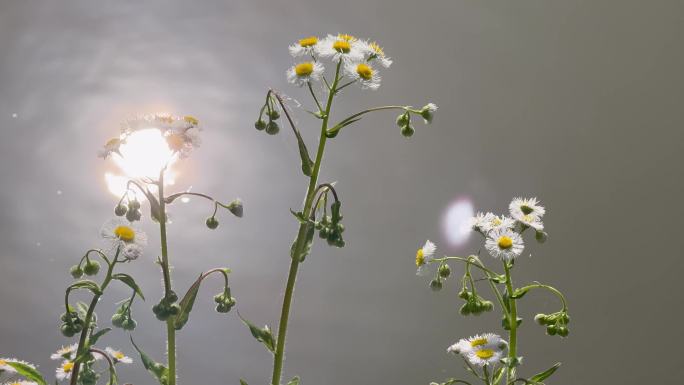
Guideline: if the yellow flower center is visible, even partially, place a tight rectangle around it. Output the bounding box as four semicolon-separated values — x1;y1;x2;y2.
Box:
369;41;385;57
415;249;425;266
299;36;318;47
356;64;373;80
114;226;135;242
184;115;199;125
63;361;74;372
158;115;174;124
10;382;21;385
333;40;351;53
522;214;535;223
114;352;125;360
475;349;495;359
338;34;356;42
166;133;186;151
470;338;488;347
0;359;6;366
491;218;502;226
498;236;513;250
105;138;120;147
295;62;315;77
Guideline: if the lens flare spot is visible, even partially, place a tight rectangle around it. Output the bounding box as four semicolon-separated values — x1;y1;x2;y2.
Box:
442;197;474;247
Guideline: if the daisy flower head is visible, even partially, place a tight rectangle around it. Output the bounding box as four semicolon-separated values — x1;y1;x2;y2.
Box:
315;34;364;62
50;344;77;360
471;212;495;233
105;347;133;364
119;114;201;159
509;197;545;222
462;333;507;367
98;137;124;159
121;243;143;261
55;360;74;381
287;61;325;87
289;36;320;57
359;40;392;68
485;228;524;261
415;240;437;276
419;103;438;124
344;61;381;90
486;214;515;233
100;218;147;256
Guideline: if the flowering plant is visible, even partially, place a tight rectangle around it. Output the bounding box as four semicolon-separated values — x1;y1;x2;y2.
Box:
416;198;570;385
242;33;437;385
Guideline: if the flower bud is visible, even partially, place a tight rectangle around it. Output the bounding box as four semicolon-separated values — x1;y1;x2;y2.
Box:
458;289;470;300
265;121;280;135
459;302;472;316
535;230;548;243
83;260;100;276
268;110;280;120
122;318;137;331
396;112;410;127
419;103;438;124
534;313;548;325
438;264;451;278
111;313;125;328
557;326;569;337
481;300;494;312
114;204;128;216
128;200;141;210
228;199;243;218
206;216;219;230
401;124;415;138
429;278;443;292
70;265;84;279
546;325;557;336
126;209;141;222
168;303;181;315
254;119;266;131
60;324;75;337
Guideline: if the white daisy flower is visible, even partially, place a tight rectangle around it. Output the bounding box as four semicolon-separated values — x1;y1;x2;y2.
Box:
315;34;364;62
100;218;147;256
485;228;524;260
415;240;437;276
449;333;508;367
289;36;320;57
55;360;74;381
359;40;392;68
105;348;133;364
97;137;124;159
51;344;78;360
119;114;201;158
419;103;438;124
471;212;495;232
344;61;381;90
287;61;325;87
121;243;143;261
509;197;545;221
164;125;201;159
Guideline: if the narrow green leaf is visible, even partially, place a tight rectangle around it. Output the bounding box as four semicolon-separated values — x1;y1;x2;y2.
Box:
239;380;248;385
130;337;169;385
286;376;300;385
107;363;118;385
511;287;532;299
290;222;314;262
492;366;505;385
69;280;102;295
89;327;112;346
529;362;561;383
112;273;145;300
289;209;307;224
293;127;313;176
143;189;163;223
5;361;47;385
174;274;202;330
238;313;276;353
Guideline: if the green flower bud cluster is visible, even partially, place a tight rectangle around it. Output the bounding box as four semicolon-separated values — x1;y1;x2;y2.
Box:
117;199;141;222
316;201;345;247
255;97;281;135
59;310;84;337
152;291;180;321
396;111;414;138
111;301;137;330
458;289;494;316
79;364;99;385
535;311;570;337
213;288;236;313
70;259;100;278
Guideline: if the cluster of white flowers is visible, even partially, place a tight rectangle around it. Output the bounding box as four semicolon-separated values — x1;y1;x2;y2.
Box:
50;345;131;382
447;333;508;367
100;218;147;261
286;34;393;90
471;197;547;261
99;114;201;159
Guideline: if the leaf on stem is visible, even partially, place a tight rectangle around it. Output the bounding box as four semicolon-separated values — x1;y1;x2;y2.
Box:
174;274;203;330
528;362;561;383
286;376;301;385
69;280;102;296
238;313;276;353
112;273;145;300
5;361;47;385
88;327;112;346
294;128;314;176
130;337;169;385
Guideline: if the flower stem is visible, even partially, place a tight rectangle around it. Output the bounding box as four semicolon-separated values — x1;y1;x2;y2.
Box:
271;60;342;385
69;252;118;385
503;261;517;384
157;169;176;385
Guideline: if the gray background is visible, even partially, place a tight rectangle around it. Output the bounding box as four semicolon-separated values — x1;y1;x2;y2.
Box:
1;1;682;384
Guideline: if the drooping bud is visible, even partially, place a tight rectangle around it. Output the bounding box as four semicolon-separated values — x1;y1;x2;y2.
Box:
535;230;548;243
83;260;101;276
70;265;84;279
438;264;451;278
419;103;438;124
268;110;280;120
396;112;410;127
401;124;415;138
114;204;128;217
255;119;267;131
429;278;443;292
206;216;219;230
265;121;280;135
228;199;244;218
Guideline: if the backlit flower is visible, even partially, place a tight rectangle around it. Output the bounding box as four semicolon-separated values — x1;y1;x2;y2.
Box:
98;137;124;159
100;218;147;256
415;240;437;276
287;61;325;87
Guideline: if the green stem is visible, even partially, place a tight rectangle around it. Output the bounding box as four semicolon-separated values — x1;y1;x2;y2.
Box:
270;60;342;385
328;105;421;135
515;283;568;311
157;169;176;385
69;252;118;385
503;261;517;384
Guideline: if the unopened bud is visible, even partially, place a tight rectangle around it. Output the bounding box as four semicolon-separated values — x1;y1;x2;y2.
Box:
114;204;128;216
70;265;84;279
206;216;219;230
83;260;100;276
438;264;451;278
429;278;443;292
401;124;415;138
255;119;266;131
265;121;280;135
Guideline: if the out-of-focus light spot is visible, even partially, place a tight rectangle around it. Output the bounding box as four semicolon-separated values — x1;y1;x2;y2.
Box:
56;190;62;195
181;197;190;203
105;173;146;200
442;197;474;247
106;128;176;198
11;113;18;118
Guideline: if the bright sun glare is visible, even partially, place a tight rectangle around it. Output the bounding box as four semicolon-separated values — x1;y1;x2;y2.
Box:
105;128;177;198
